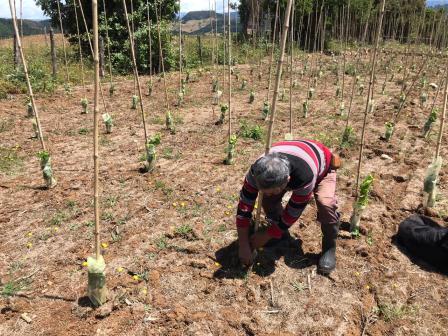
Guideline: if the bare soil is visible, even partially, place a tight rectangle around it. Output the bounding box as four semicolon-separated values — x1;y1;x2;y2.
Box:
1;53;447;335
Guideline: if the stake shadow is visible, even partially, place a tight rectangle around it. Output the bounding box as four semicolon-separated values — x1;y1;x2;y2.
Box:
213;232;318;279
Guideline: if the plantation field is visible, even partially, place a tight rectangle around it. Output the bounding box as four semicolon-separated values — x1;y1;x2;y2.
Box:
1;49;448;335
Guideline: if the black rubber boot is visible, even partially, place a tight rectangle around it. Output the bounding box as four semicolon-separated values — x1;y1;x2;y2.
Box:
318;223;339;275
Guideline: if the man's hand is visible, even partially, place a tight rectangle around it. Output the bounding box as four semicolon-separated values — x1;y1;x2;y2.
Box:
250;231;272;249
238;241;254;266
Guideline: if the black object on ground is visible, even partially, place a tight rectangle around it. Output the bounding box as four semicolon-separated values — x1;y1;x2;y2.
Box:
394;214;448;275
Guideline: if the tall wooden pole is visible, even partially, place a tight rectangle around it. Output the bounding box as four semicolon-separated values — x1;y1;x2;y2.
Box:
255;0;294;229
266;0;280;103
92;0;101;260
228;0;232;139
56;0;70;83
49;27;57;79
435;64;448;159
122;0;150;143
8;0;45;150
354;0;386;201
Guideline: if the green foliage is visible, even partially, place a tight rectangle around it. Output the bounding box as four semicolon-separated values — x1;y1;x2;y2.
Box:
239;120;264;141
341;126;355;148
357;174;374;208
148;133;161;146
37;0;179;74
262;101;269;119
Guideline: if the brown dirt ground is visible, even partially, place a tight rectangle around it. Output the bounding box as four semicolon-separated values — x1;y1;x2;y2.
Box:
1;52;448;336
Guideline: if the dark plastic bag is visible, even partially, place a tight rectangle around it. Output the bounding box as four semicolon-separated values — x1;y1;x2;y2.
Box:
395;215;448;274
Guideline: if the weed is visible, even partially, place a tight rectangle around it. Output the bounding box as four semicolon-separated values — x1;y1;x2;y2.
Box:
78;128;89;135
84;220;95;227
101;212;114;222
104;195;118;208
154;180;173;197
155;235;168;250
217;224;226;232
50;211;67;226
0;146;23;174
291;281;306;292
239;120;264;141
375;303;417;322
175;224;193;238
1;281;22;297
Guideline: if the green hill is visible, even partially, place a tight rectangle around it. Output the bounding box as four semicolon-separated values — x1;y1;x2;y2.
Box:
0;19;53;38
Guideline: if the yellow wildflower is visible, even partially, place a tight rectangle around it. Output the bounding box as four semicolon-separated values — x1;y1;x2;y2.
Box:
117;267;124;273
214;262;221;267
26;242;32;249
101;242;109;249
216;187;222;193
133;275;141;281
27;232;33;237
82;261;88;267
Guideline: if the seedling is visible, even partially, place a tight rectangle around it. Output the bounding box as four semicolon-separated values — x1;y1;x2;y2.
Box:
335;86;341;97
308;88;315;99
131;95;138;110
423;157;442;208
262;101;270;119
109;84;115;96
341;126;355;148
147;81;153;96
384;121;394;141
26;102;34;118
358;84;365;95
216;104;228;125
249;90;255;104
166;111;175;134
37;150;57;189
420;92;428;107
81;98;89;114
87;255;107;307
213;90;222;105
31;119;39;139
212;79;218;92
239;120;263;141
303;100;309;118
423;108;437;138
350;174;374;234
224;134;237;165
241;80;247;90
102;113;113;134
338;102;346;116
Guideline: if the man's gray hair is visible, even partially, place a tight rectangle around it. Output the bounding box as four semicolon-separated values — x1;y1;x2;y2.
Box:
251;153;290;189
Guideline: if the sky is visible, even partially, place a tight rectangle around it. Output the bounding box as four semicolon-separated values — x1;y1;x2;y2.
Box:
0;0;239;20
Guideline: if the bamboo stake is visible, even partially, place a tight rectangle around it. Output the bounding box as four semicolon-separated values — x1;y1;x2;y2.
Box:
435;64;448;159
73;0;85;91
56;0;70;83
179;0;182;94
8;0;45;150
122;0;149;144
146;0;153;79
154;4;169;110
266;0;280;103
353;0;386;203
228;0;232;140
254;0;294;230
288;0;295;136
76;0;110;115
102;0;114;91
92;0;101;260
